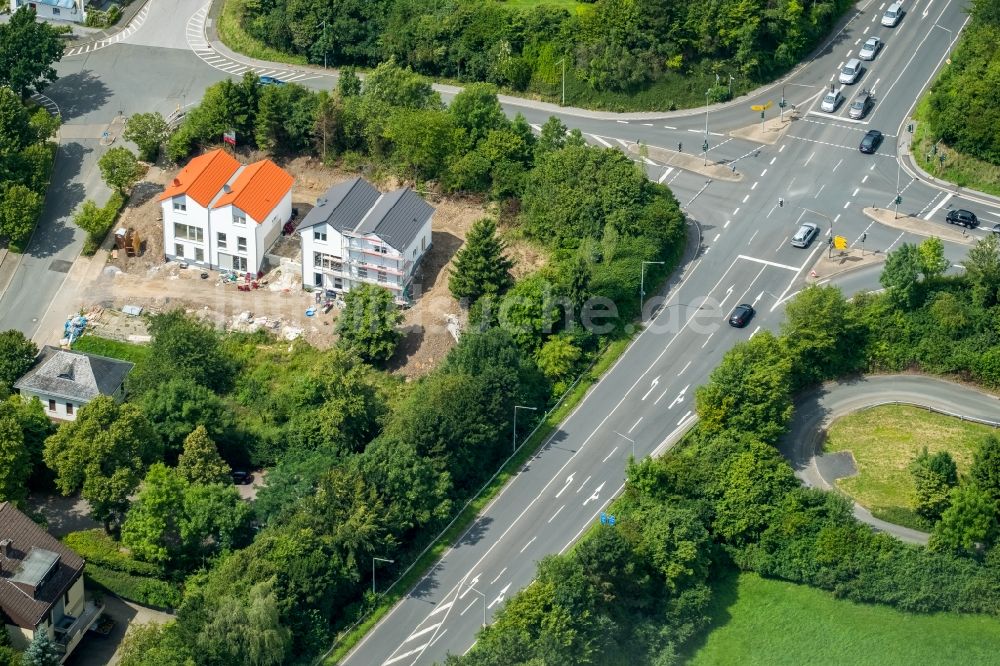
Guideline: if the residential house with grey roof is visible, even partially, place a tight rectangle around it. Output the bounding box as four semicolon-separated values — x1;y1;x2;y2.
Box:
298;177;434;304
9;0;86;24
0;502;102;660
13;346;133;421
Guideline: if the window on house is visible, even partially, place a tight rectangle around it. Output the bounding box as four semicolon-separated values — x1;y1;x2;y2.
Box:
377;271;387;283
194;247;204;262
217;232;227;248
314;252;343;271
64;591;70;606
314;229;327;242
232;255;247;272
421;236;426;251
237;236;247;252
173;223;203;243
233;211;247;225
357;267;368;279
315;273;324;288
48;399;55;411
66;403;74;416
52;7;60;15
412;249;417;258
333;278;343;289
175;243;184;258
173;200;186;212
376;245;387;254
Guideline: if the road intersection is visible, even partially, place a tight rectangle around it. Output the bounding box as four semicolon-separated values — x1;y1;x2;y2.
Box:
1;0;998;663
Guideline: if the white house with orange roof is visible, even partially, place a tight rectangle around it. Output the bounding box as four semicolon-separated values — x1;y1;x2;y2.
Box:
159;149;294;275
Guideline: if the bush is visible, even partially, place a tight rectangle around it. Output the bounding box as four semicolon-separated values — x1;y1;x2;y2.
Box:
73;192;125;255
84;5;122;29
85;564;182;609
63;529;164;578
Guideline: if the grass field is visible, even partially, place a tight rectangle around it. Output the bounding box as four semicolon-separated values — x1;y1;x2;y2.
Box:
824;404;992;530
686;572;1000;665
72;335;150;365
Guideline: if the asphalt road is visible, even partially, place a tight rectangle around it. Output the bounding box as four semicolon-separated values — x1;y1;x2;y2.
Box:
0;0;997;663
781;374;1000;544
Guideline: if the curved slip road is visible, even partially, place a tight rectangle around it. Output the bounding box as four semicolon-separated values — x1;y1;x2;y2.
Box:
780;374;1000;545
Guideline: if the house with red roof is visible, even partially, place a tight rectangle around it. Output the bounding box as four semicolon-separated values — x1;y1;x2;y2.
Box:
159;149;294;275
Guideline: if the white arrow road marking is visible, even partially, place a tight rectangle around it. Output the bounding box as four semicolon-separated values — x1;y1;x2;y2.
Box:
668;385;690;409
488;583;512;609
406;623;442;643
641;376;660;401
719;285;736;309
383;645;427;665
583;482;605;506
428;600;454;617
752;291;764;306
458;577;480;600
555;473;575;498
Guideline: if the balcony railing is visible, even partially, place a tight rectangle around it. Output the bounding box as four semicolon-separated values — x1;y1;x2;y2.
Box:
54;600;104;654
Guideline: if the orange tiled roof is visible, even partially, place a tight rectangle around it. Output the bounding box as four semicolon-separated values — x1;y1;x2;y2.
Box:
159;149;241;208
212;159;293;223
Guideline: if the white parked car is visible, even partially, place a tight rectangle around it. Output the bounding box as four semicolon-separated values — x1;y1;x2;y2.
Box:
821;88;843;113
859;36;882;60
882;2;903;27
839;58;863;85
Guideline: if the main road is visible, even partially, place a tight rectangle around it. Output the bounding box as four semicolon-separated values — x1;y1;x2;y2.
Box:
0;0;995;663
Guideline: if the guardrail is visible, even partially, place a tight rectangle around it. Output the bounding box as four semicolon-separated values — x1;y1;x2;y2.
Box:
853;400;1000;429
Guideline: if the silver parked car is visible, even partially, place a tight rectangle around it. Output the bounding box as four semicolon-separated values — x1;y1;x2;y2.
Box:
820;88;843;112
791;223;820;248
839;58;863;85
882;2;903;26
859;36;882;60
849;89;872;119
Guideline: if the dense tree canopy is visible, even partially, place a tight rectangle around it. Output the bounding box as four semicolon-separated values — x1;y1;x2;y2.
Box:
0;7;64;99
335;284;403;364
0;329;36;395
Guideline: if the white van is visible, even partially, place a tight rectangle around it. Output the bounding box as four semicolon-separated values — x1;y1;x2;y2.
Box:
882;2;903;27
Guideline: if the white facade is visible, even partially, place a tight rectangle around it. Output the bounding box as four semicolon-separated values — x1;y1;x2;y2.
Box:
162;189;291;276
302;215;432;304
10;0;86;23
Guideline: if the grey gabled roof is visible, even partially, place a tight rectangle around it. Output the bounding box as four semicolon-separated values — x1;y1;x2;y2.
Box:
354;188;434;252
296;177;381;233
13;346;133;403
0;502;84;630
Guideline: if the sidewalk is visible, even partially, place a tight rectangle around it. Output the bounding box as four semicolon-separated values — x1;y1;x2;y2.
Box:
32;245;110;348
62;0;151;48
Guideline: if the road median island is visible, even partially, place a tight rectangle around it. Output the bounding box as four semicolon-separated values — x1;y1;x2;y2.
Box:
628;143;743;182
806;247;885;283
863;206;975;245
728;110;799;146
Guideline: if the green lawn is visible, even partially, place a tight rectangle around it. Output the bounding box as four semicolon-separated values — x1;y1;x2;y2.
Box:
686;572;1000;665
911;96;1000;198
823;404;992;530
72;334;150;365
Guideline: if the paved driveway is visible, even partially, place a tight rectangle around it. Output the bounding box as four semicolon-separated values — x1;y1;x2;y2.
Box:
65;594;174;666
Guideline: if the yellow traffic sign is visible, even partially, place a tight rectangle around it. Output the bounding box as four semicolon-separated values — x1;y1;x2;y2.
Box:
751;101;774;111
833;235;848;250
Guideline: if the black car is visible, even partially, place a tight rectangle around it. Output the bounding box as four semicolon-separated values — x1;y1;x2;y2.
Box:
945;209;978;228
992;223;1000;235
728;304;755;328
859;129;883;154
232;469;254;485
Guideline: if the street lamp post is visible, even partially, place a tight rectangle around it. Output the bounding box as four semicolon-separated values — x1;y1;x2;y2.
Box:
894;158;901;219
372;557;394;595
640;260;665;320
614;431;636;460
319;20;328;69
704;89;711;166
467;586;487;627
555;58;566;106
513;405;538;454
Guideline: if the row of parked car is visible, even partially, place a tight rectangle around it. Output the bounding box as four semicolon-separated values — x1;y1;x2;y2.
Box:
820;2;905;119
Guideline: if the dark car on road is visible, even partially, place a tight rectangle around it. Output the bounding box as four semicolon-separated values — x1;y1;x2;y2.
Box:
945;209;978;228
859;129;883;154
992;223;1000;235
259;76;285;86
728;304;755;328
232;469;254;485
